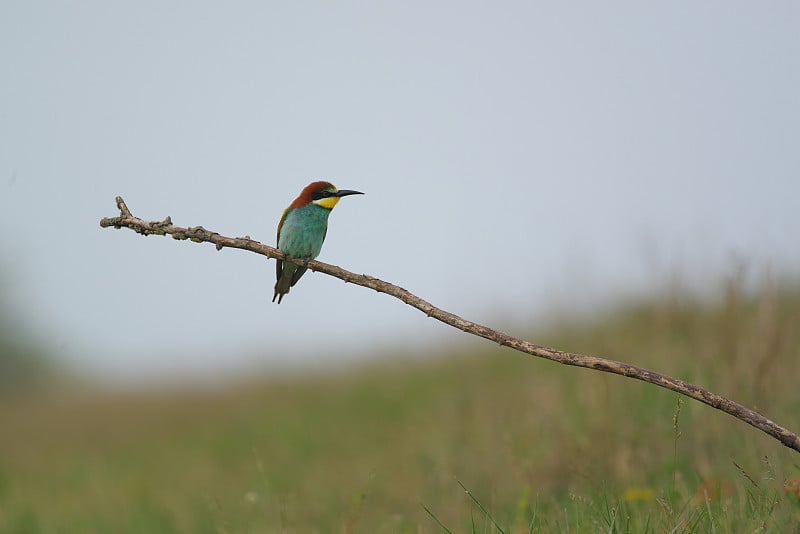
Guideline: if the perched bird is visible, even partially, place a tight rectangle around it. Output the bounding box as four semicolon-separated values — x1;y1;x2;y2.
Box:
273;181;364;303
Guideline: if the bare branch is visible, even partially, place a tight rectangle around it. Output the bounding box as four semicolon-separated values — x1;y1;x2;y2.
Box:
100;196;800;454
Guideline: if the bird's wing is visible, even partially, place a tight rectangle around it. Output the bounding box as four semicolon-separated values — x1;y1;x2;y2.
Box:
277;207;292;243
275;207;293;282
289;266;308;287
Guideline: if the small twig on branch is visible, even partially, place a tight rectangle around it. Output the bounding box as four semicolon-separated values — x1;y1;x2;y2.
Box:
100;196;800;454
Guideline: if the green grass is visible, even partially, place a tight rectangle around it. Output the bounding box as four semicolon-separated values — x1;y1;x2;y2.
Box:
1;281;799;532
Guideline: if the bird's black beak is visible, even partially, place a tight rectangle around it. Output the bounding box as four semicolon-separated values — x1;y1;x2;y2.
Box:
335;189;364;197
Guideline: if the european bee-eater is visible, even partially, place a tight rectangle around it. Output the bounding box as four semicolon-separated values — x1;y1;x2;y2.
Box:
273;181;364;303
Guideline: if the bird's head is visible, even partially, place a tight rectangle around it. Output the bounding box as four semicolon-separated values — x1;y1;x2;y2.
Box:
292;181;364;210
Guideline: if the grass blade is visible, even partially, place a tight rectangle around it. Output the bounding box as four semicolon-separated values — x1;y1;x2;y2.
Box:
457;480;506;534
422;503;454;534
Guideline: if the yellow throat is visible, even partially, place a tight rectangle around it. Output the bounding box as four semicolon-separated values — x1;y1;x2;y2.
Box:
313;196;340;209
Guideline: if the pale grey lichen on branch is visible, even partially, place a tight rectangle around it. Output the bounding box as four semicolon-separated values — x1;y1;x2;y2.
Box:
99;195;800;454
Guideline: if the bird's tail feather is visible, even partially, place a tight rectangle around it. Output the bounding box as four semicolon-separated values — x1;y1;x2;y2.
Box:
273;262;303;304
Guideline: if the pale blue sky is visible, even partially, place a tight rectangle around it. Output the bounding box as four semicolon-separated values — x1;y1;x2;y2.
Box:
1;2;798;384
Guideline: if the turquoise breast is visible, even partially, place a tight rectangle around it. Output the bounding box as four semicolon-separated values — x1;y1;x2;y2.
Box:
278;204;332;259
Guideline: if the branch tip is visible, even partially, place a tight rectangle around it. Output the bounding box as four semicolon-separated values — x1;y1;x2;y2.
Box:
115;196;132;217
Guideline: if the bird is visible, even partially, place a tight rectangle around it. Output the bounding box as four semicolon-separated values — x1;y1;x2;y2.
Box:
273;181;364;303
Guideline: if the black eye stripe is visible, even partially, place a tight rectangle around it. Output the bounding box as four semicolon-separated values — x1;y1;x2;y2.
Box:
312;190;335;200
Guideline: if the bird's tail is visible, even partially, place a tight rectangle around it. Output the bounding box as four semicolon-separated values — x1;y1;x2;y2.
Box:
273;275;291;304
273;261;305;304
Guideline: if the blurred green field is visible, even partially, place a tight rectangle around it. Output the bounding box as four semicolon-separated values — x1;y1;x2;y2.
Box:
1;281;799;533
